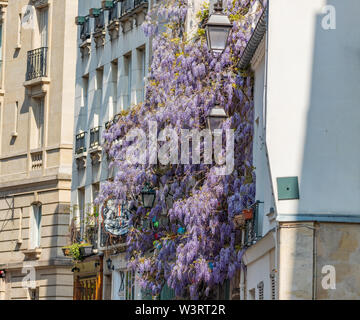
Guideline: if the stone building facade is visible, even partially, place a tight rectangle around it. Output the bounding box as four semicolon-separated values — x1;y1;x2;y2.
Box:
0;0;78;300
70;0;151;300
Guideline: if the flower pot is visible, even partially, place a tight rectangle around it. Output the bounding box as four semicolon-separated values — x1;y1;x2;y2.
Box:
62;247;71;257
242;208;253;220
79;245;93;257
233;214;245;228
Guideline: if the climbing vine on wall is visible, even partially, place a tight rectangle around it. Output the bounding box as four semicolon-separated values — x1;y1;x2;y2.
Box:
97;0;265;299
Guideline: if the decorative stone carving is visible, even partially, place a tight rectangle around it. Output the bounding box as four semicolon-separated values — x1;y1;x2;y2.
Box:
76;152;87;169
31;0;48;9
107;20;120;40
24;248;42;260
93;29;106;48
89;146;102;165
79;39;91;58
0;4;7;24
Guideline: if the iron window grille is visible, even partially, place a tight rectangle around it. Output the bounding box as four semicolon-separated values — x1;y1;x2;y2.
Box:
90;127;101;149
80;17;91;41
26;47;48;81
75;132;87;154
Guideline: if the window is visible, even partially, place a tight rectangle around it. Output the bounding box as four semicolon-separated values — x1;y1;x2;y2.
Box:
137;47;145;103
111;60;118;115
29;287;39;300
90;127;100;148
92;183;100;215
80;17;90;41
75;132;86;154
78;188;85;238
124;54;132;109
82;75;89;107
38;8;48;47
32;98;44;149
30;204;42;249
257;281;264;300
94;10;105;31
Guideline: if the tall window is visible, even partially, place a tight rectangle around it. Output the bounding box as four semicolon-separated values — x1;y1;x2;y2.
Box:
39;8;48;47
78;188;85;238
124;54;132;109
31;204;42;248
82;75;89;107
111;60;118;115
137;48;145;102
32;98;44;148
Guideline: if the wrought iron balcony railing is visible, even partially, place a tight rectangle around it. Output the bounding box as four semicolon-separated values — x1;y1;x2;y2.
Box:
244;201;263;247
75;132;87;154
90;127;101;149
26;47;48;81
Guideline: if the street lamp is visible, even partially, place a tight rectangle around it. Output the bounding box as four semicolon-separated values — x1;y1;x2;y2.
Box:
205;0;232;54
141;183;156;209
106;258;114;270
207;102;228;131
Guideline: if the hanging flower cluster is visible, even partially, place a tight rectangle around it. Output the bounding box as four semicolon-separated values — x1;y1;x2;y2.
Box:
97;0;266;299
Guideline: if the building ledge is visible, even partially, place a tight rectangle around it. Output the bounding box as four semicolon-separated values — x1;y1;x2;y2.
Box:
23;77;50;88
23;77;51;98
23;248;42;260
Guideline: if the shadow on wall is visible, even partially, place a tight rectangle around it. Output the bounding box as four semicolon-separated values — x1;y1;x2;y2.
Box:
293;0;360;300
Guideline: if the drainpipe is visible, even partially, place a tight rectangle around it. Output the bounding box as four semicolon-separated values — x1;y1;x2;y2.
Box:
312;223;317;300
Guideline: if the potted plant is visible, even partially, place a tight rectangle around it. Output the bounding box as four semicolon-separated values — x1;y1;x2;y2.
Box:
62;246;71;256
79;243;93;257
242;208;253;220
233;214;245;229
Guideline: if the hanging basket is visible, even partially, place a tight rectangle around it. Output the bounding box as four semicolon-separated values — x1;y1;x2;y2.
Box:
242;208;253;220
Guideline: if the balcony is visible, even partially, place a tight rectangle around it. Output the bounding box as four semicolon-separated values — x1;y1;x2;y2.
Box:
107;1;120;40
24;47;50;97
243;201;262;247
26;47;48;81
119;0;148;31
79;18;91;58
93;10;106;47
89;127;102;165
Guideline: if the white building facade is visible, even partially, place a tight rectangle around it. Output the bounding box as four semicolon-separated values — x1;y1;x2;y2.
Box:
239;0;360;300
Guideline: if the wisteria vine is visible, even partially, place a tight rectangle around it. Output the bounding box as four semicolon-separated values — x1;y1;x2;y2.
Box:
97;0;266;299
